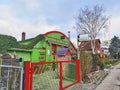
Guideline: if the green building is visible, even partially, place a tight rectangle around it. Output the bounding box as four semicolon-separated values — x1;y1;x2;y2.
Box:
8;31;77;62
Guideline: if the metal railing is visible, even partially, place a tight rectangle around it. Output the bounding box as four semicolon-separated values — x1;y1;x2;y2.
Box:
0;65;23;90
24;60;81;90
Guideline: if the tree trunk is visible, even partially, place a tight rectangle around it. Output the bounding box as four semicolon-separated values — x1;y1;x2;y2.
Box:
90;38;95;54
90;37;97;71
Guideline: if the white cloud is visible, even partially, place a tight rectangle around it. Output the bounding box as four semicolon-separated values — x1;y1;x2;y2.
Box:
1;1;120;45
110;17;120;31
23;0;39;9
71;37;77;48
105;16;120;40
19;19;60;40
0;4;60;41
0;18;60;41
96;16;120;42
21;0;59;12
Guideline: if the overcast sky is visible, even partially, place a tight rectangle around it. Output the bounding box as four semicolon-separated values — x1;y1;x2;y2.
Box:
0;0;120;46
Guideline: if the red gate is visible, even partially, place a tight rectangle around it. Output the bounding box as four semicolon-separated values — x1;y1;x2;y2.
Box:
24;60;81;90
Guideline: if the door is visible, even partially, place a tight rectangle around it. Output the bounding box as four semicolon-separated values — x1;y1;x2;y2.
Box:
52;44;57;61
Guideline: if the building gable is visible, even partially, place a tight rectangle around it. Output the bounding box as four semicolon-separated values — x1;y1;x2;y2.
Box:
44;31;77;53
79;39;101;51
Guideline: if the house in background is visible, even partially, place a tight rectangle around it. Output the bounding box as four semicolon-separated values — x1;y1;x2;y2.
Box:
79;39;105;60
57;48;71;61
7;31;77;62
101;40;110;56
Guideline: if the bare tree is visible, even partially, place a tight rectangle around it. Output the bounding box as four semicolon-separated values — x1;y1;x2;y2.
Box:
75;5;109;54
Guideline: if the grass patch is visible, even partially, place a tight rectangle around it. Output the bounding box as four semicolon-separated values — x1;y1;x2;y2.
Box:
63;76;76;82
112;59;120;66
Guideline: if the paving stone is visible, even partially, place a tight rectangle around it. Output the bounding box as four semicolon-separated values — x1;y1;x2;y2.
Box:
95;64;120;90
66;64;120;90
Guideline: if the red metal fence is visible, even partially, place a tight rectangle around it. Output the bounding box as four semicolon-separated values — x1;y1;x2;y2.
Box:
24;60;81;90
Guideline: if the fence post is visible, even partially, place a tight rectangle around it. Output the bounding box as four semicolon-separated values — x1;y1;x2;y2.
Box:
59;62;63;90
76;60;81;82
30;63;34;90
24;61;31;90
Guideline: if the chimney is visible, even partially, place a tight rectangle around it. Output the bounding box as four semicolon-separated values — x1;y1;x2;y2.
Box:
22;32;26;41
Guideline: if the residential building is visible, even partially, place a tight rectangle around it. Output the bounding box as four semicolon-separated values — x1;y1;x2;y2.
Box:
7;31;77;62
79;39;105;59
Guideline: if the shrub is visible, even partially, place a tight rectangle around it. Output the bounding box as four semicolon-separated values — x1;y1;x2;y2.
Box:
79;50;92;82
97;61;105;70
91;53;100;71
96;58;112;69
0;34;18;54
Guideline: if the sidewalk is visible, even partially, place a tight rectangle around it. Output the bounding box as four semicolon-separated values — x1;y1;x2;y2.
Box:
95;64;120;90
66;64;120;90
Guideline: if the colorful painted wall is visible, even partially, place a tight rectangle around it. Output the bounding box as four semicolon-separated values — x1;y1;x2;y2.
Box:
7;31;77;62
